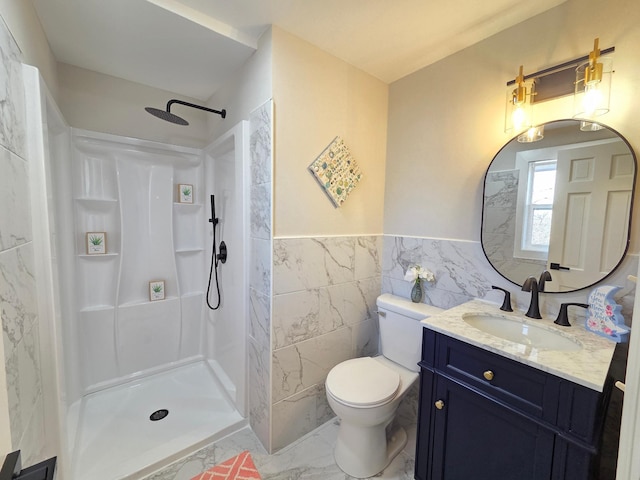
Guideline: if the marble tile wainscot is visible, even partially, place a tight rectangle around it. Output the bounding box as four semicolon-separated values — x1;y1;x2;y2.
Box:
271;235;382;451
248;100;274;452
381;235;637;320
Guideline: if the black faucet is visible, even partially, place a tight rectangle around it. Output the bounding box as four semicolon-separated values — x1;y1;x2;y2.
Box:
491;286;513;312
522;277;542;319
554;303;589;327
538;270;552;292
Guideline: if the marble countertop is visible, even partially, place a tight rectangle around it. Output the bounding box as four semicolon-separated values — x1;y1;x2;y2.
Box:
420;299;617;392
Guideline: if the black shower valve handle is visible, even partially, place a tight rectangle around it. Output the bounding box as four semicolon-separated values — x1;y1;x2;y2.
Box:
217;241;228;264
491;286;513;312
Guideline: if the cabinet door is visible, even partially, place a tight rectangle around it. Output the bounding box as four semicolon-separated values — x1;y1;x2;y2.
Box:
430;376;554;480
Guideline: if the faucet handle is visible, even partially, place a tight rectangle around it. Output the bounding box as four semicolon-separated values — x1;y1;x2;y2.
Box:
538;270;552;292
554;303;589;327
491;286;513;312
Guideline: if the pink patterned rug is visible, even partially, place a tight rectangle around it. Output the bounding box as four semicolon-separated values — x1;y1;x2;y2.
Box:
191;451;261;480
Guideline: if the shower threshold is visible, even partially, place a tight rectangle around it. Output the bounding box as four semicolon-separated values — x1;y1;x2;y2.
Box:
70;360;245;480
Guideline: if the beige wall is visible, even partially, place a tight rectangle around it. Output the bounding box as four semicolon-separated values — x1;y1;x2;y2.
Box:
0;0;59;99
272;27;388;237
57;63;210;148
385;0;640;251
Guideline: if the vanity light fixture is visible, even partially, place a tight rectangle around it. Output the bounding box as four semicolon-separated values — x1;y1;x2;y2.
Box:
505;66;544;143
504;39;614;137
573;38;613;125
505;65;538;139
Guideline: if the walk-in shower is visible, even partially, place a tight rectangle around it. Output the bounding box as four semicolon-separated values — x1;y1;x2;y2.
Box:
25;69;249;480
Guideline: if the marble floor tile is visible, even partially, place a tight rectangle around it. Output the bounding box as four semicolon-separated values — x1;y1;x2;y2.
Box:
145;419;416;480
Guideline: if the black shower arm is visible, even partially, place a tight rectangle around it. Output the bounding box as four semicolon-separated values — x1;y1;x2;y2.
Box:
166;99;226;119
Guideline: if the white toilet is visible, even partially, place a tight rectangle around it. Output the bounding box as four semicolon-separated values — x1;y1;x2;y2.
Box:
325;293;443;478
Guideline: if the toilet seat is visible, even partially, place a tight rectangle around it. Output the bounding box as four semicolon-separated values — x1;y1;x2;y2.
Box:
326;357;400;407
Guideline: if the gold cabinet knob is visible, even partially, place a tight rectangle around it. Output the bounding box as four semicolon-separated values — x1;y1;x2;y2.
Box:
483;370;494;381
435;400;445;410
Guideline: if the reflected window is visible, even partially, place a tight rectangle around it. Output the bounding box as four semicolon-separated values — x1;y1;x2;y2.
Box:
522;160;556;253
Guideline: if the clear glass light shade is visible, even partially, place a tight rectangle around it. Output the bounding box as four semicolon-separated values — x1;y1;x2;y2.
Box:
517;125;545;143
579;121;604;131
505;79;535;134
573;56;613;120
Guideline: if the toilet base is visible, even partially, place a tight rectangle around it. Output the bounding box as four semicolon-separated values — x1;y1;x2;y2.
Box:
334;423;408;478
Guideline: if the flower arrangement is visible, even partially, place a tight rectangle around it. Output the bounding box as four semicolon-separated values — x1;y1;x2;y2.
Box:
404;265;435;303
404;265;435;283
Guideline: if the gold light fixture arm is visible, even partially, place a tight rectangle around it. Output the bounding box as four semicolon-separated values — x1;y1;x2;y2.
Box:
512;65;526;104
585;37;603;85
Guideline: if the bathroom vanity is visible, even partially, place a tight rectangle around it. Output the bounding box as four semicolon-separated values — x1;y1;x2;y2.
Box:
415;300;617;480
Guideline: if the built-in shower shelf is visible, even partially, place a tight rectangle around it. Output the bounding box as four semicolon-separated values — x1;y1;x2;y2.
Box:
175;248;204;254
118;296;179;308
80;305;115;313
78;253;119;258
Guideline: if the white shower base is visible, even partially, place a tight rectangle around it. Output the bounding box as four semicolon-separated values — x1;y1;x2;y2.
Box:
70;361;245;480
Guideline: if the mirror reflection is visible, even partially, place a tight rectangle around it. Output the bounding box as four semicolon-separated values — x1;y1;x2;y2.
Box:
482;119;636;292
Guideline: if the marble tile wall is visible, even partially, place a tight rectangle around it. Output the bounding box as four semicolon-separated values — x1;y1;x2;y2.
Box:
271;235;382;451
248;100;273;451
0;16;46;464
382;235;638;322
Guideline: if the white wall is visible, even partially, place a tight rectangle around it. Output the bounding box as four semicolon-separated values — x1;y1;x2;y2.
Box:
272;27;388;237
57;63;210;148
385;0;640;250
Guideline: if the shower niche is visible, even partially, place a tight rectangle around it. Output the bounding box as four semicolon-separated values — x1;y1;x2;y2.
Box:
71;130;207;387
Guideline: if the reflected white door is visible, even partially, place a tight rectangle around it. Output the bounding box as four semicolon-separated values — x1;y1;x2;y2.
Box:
546;139;633;291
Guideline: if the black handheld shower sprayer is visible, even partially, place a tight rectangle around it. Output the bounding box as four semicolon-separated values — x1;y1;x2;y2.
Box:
145;99;226;126
207;194;227;310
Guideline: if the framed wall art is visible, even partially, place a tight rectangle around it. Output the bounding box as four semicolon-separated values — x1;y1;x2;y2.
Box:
86;232;107;255
177;184;194;204
149;280;166;301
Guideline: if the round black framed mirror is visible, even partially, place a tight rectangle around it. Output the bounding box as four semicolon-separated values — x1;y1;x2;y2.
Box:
481;119;637;292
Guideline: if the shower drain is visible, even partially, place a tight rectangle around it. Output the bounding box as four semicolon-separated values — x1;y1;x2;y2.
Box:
149;409;169;421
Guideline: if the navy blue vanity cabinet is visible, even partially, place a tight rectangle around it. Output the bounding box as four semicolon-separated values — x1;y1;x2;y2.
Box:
416;328;611;480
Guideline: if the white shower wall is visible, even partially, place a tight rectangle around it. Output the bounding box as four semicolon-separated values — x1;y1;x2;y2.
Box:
47;126;246;413
68;130;206;392
203;122;249;415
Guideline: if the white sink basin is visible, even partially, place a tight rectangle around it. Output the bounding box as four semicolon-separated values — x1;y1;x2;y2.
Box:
462;313;582;351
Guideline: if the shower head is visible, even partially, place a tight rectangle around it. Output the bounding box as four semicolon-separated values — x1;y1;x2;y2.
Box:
145;99;226;126
145;107;189;125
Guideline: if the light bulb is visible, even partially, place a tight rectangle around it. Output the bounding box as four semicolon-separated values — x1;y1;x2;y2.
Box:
582;83;603;116
512;105;527;131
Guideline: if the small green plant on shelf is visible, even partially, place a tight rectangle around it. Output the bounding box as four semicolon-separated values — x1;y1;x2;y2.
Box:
89;235;103;246
178;183;194;203
86;232;106;255
149;280;165;301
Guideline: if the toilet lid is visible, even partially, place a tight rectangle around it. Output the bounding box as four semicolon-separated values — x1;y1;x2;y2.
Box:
326;357;400;407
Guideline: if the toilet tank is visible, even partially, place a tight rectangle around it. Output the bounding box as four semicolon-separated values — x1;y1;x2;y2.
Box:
377;294;443;372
